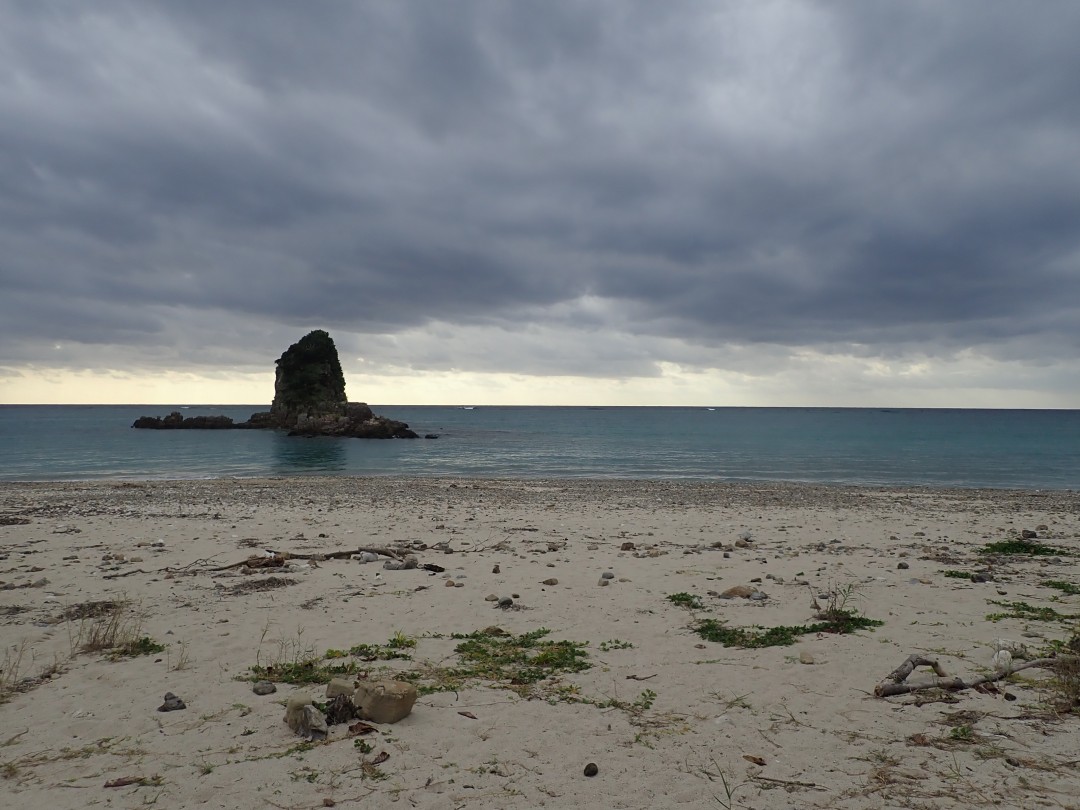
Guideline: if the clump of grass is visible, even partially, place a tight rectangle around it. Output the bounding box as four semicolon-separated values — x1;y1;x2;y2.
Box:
694;586;883;648
942;570;974;580
598;639;634;651
1043;581;1080;596
985;600;1077;623
250;632;419;685
74;602;164;659
393;628;591;698
667;593;704;610
980;539;1068;556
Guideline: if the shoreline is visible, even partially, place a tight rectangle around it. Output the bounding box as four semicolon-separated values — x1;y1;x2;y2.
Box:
2;476;1079;808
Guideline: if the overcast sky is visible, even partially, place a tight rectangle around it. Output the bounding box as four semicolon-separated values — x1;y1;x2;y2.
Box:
2;1;1079;406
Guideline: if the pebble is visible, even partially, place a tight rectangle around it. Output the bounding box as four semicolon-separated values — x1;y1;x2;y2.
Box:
445;579;456;588
584;762;599;777
492;565;500;574
749;591;768;601
897;562;910;570
799;650;815;665
601;571;614;580
157;692;186;712
620;542;635;551
485;594;499;601
542;578;559;586
720;585;755;599
597;578;609;587
497;597;514;608
253;680;277;696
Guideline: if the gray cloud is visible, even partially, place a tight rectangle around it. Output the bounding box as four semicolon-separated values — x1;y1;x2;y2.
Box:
2;1;1079;396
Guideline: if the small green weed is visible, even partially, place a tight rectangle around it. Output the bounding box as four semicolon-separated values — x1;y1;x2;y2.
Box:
1043;581;1080;596
598;639;634;651
667;593;704;610
694;610;883;649
949;725;974;742
985;600;1077;623
980;539;1068;556
113;636;166;659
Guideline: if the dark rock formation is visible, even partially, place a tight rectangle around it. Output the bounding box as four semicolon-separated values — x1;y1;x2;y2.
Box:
269;330;348;429
133;330;419;439
132;413;235;429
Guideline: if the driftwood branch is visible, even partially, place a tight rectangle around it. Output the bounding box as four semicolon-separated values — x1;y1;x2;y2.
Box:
875;653;1078;697
207;547;404;572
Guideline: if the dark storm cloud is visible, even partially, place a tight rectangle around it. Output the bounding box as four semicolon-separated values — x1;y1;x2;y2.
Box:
2;0;1079;382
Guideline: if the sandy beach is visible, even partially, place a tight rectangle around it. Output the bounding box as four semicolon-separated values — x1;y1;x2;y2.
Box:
2;477;1079;809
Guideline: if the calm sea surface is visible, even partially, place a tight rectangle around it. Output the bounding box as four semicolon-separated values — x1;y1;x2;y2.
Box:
2;405;1079;489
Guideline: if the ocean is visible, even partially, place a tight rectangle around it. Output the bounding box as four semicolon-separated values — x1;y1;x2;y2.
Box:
1;405;1078;489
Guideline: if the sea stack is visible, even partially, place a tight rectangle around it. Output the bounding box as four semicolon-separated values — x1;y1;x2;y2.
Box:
133;329;419;439
268;329;350;430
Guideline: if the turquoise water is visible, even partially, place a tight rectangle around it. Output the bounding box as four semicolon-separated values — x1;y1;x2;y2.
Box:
2;405;1079;489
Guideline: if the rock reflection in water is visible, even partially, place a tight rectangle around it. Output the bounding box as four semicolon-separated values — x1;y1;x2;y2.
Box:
271;435;347;472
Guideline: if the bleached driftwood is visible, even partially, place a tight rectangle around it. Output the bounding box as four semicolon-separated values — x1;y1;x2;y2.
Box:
875;653;1078;697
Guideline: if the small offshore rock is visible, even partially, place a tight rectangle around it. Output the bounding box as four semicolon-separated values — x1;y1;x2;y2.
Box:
252;680;277;696
158;692;186;712
584;762;599;777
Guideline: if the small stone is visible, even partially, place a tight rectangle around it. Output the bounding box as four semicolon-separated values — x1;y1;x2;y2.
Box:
620;542;635;551
445;579;456;588
749;577;762;583
497;597;514;608
647;549;661;558
485;593;499;601
720;585;755;599
252;680;277;696
749;591;768;601
970;573;989;583
355;680;418;724
157;692;186;712
799;650;815;665
734;539;750;549
597;578;609;587
601;571;615;580
587;544;599;551
542;578;558;586
584;762;599;777
454;581;464;588
723;552;731;558
1036;524;1049;531
492;564;500;574
326;678;355;699
1021;529;1037;539
897;562;910;570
